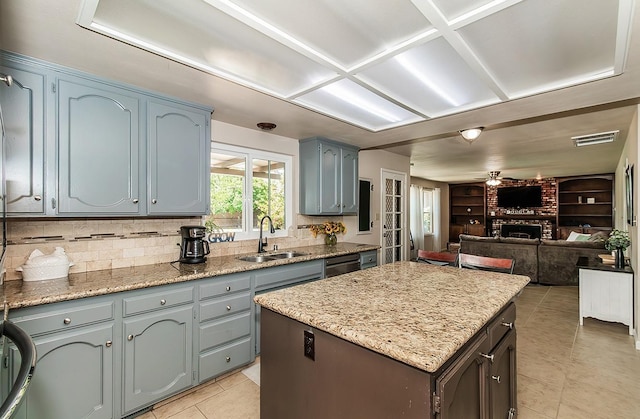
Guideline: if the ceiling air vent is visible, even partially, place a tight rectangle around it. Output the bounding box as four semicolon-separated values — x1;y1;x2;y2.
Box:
571;130;619;147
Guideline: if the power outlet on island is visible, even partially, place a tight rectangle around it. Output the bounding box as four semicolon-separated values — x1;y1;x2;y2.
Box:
304;330;315;360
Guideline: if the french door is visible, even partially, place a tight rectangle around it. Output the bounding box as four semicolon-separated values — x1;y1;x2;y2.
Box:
381;170;407;264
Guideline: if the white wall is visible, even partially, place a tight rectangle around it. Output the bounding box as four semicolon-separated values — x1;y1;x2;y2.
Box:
615;106;639;349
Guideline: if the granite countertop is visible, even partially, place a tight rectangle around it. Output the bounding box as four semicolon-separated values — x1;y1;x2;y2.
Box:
2;242;379;310
254;261;529;373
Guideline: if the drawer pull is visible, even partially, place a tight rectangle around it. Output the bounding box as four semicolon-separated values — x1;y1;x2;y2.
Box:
105;340;112;347
226;305;231;311
479;353;494;362
160;299;166;305
491;375;501;383
132;198;139;204
225;356;231;363
127;334;134;341
226;286;231;292
63;318;71;325
501;322;513;329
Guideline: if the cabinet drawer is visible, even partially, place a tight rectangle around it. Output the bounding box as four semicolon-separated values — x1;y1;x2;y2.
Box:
254;260;323;291
123;286;194;317
199;274;251;300
10;300;114;336
487;302;516;348
199;337;251;383
200;292;251;323
360;250;377;269
199;312;251;351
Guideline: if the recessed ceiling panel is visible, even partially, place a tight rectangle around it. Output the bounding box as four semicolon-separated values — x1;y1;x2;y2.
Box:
457;0;619;96
92;0;336;96
357;37;500;116
228;0;434;68
431;0;498;21
294;79;423;131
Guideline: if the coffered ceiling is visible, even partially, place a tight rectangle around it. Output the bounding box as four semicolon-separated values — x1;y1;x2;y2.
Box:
2;0;639;183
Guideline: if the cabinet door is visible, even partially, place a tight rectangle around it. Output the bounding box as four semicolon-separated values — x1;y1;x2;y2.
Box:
10;324;114;419
341;147;359;214
436;333;489;419
122;306;193;414
0;65;45;214
147;101;209;215
319;142;341;214
58;78;141;214
489;331;516;419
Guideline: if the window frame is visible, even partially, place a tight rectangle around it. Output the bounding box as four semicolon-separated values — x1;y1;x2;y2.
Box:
210;143;293;241
422;188;434;235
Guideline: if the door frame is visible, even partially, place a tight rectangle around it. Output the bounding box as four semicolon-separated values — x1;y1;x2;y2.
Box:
380;169;408;264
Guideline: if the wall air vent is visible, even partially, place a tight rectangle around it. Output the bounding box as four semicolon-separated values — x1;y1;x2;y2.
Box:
571;130;619;147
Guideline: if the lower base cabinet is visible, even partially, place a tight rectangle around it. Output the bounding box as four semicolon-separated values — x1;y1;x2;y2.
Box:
122;306;193;414
10;324;114;419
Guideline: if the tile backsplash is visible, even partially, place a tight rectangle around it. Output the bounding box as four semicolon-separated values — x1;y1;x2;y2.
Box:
5;216;330;281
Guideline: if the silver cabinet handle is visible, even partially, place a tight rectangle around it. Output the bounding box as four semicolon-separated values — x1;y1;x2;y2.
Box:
479;353;494;362
160;299;166;305
151;199;157;204
225;286;231;292
63;318;71;325
501;322;513;329
105;340;112;347
491;375;501;383
225;356;231;363
132;198;139;204
226;305;231;311
34;195;42;201
127;334;134;341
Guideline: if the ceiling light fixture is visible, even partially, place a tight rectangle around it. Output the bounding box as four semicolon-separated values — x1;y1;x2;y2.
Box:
257;122;276;131
459;127;484;144
486;171;501;186
571;130;619;147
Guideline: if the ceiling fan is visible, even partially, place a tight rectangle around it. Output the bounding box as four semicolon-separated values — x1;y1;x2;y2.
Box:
474;171;520;186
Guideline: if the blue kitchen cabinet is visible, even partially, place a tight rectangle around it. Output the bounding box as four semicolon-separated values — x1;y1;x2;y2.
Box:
360;249;378;269
299;137;359;215
57;76;143;215
6;298;115;419
0;62;46;215
147;101;210;215
121;285;194;414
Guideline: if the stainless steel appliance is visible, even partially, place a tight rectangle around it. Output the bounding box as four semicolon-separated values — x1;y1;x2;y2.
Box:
178;226;210;264
324;253;361;277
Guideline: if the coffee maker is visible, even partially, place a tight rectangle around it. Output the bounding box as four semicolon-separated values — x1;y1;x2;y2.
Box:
178;226;210;264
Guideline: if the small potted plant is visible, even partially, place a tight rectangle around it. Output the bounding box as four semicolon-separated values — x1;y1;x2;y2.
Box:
605;229;631;268
310;221;346;246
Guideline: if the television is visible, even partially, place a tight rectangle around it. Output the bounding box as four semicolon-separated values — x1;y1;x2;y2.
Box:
497;186;542;208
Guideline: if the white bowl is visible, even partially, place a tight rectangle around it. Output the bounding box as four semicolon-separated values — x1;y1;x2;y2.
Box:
17;262;73;282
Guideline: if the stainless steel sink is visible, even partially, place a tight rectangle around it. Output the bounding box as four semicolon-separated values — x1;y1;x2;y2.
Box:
237;255;276;263
269;251;308;259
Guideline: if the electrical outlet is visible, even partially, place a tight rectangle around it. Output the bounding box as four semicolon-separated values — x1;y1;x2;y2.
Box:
304;330;315;360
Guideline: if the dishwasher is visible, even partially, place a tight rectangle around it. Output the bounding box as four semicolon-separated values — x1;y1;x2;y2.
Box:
324;253;361;277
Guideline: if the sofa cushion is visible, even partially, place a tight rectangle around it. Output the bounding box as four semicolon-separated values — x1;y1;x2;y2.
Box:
540;239;605;249
458;234;499;243
538;240;606;285
499;237;540;245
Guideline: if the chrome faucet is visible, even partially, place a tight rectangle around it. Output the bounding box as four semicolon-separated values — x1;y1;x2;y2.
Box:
258;215;275;253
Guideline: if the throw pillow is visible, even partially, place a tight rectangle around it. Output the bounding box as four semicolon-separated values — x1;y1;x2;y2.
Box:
567;231;591;241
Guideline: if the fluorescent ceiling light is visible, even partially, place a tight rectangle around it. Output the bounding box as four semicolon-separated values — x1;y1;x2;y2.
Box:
395;55;460;107
323;83;404;123
571;130;619;147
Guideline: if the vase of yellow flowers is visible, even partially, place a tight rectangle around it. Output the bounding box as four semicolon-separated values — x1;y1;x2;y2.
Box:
310;221;346;246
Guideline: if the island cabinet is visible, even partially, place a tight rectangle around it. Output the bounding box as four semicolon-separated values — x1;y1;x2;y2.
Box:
0;62;46;215
197;272;252;383
121;285;194;415
299;137;359;215
5;297;116;419
1;51;212;217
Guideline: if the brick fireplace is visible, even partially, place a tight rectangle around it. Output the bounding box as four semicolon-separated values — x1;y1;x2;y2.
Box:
486;178;557;240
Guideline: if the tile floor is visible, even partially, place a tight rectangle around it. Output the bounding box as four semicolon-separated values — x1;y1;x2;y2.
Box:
138;285;640;419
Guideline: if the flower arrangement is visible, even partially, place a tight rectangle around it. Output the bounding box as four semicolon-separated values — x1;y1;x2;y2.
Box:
605;229;631;251
309;221;346;237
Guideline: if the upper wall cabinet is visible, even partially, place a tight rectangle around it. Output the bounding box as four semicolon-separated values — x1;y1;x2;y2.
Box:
299;137;359;215
0;63;46;215
57;77;142;214
0;51;213;217
147;101;209;215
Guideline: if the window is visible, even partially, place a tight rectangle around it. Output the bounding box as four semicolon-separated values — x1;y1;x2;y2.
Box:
208;144;292;239
423;189;433;234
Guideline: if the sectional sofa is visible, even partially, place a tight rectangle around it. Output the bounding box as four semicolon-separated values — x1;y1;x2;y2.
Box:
458;234;607;285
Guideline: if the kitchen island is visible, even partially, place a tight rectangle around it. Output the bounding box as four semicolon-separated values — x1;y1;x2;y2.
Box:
255;261;529;419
